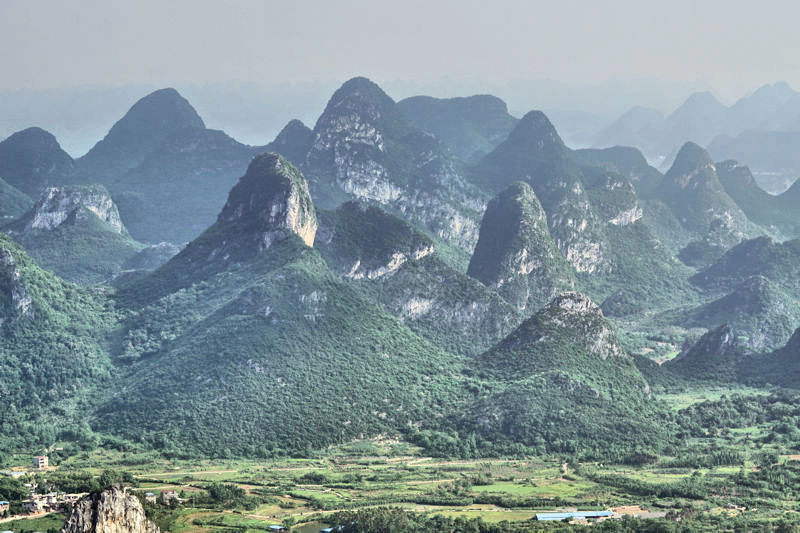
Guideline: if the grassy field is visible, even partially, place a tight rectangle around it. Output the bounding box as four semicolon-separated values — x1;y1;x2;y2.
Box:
4;388;800;532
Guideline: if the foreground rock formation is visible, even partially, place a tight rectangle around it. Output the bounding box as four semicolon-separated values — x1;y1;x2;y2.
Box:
61;487;159;533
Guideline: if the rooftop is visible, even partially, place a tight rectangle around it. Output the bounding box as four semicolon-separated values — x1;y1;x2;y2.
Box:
536;510;613;521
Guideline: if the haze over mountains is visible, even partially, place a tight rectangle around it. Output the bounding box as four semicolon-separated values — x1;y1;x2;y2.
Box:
1;75;800;461
594;82;800;193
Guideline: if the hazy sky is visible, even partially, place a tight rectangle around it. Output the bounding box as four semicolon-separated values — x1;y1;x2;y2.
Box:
1;0;798;99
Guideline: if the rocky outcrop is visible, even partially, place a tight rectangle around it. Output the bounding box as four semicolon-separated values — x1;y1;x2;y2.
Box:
314;201;522;355
471;111;607;273
19;185;125;234
217;153;317;250
467;182;574;312
659;142;753;254
675;324;739;363
667;324;746;381
0;245;32;322
302;77;485;254
170;153;318;267
581;167;643;227
545;292;626;361
61;487;159;533
475;291;632;382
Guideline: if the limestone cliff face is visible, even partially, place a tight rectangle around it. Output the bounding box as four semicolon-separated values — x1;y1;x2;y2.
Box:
21;185;125;234
61;487;159;533
217;152;317;251
581;167;643;227
660;142;753;249
673;324;740;363
303;77;485;253
173;152;318;267
544;292;626;361
467;182;575;312
0;246;32;322
314;202;522;355
471;111;607;273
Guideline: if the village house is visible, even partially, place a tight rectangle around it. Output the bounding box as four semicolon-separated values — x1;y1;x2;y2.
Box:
32;456;48;470
144;493;156;504
22;498;44;514
160;490;179;504
0;501;9;513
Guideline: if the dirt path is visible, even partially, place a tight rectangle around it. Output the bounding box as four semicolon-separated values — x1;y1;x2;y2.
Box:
0;511;61;524
146;469;237;477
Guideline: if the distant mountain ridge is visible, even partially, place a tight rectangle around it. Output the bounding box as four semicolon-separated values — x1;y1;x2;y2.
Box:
595;82;800;180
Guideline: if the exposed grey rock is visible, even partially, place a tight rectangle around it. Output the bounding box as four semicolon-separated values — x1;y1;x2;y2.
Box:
0;246;32;321
21;185;125;234
217;153;317;251
60;487;159;533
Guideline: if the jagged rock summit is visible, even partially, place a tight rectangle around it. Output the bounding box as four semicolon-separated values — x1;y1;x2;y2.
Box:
472;111;606;273
218;152;317;248
659;141;753;265
2;184;145;284
61;487;159;533
467;181;574;312
475;291;630;382
171;152;317;266
302;76;485;255
13;184;125;234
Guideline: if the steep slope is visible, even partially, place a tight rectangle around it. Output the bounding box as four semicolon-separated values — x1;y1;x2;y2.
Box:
4;185;144;284
679;276;800;351
0;127;75;197
709;131;800;194
74;88;260;244
467;293;664;451
656;142;755;265
667;325;745;382
669;324;800;388
302;77;486;260
76;88;205;180
725;82;796;132
742;329;800;387
0;177;33;221
471;111;606;273
595;84;800;164
396;94;518;162
62;487;160;533
591;106;664;155
692;236;800;298
659;92;727;150
572;146;663;198
263;119;313;167
466;182;575;312
0;234;115;452
577;164;695;313
715;160;800;239
107;127;258;243
316;201;521;355
101;154;463;454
